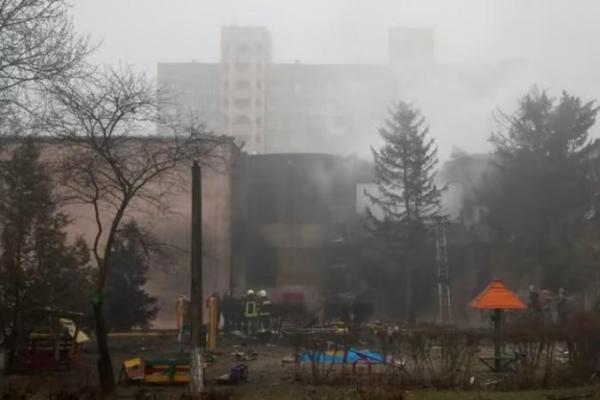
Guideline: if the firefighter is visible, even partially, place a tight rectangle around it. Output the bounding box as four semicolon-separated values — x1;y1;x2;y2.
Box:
232;292;244;332
528;284;542;322
221;292;234;332
540;289;554;325
244;289;259;335
556;288;571;324
258;289;272;333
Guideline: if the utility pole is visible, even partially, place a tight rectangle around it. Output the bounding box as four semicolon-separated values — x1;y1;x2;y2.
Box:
190;161;204;393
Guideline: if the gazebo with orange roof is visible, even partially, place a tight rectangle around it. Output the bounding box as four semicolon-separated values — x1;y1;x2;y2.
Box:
471;279;526;371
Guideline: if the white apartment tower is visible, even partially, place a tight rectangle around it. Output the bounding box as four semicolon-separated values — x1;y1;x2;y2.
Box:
221;26;271;154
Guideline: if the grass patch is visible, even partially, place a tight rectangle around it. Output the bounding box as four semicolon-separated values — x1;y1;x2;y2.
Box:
405;390;548;400
230;386;595;400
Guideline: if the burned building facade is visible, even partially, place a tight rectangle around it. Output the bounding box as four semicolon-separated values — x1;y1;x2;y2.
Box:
230;153;373;306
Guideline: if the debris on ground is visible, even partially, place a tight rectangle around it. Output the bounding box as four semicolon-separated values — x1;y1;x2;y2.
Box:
281;355;297;364
230;330;246;339
232;348;258;361
216;364;249;385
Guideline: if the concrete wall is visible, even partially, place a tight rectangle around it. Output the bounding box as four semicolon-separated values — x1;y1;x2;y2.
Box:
25;140;236;328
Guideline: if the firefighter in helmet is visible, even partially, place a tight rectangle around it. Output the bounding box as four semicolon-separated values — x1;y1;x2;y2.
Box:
244;289;259;335
258;289;272;333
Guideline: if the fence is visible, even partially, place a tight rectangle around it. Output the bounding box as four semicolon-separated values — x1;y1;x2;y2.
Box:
287;312;600;390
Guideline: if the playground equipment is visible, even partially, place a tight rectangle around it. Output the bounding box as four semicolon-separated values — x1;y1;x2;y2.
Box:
176;295;190;344
14;308;89;372
119;357;192;385
176;294;218;351
471;278;526;371
207;295;218;351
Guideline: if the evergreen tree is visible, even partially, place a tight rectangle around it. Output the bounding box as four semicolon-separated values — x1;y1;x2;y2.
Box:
0;139;92;368
483;89;599;290
105;221;159;331
366;101;444;320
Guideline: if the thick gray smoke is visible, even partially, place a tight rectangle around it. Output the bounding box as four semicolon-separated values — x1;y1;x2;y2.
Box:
72;0;600;159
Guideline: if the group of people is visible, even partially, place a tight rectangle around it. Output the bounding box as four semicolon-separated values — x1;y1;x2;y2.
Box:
218;289;273;335
527;285;572;324
175;288;275;343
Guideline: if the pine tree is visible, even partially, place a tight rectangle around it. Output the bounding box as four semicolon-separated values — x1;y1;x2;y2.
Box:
105;221;159;331
0;139;92;369
484;89;600;290
366;101;443;320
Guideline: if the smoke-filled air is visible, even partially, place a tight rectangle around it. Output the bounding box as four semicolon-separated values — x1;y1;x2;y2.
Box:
1;1;600;398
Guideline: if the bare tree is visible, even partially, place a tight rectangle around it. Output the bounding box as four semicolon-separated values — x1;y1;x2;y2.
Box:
0;0;90;96
47;66;229;395
0;0;92;146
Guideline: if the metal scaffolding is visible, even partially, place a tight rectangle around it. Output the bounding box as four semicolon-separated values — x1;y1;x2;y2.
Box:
435;220;452;324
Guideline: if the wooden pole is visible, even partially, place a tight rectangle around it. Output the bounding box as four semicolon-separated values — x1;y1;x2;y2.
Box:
190;161;204;393
208;297;217;351
493;309;502;372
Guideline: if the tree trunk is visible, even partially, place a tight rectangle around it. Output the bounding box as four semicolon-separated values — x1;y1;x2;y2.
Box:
6;292;20;373
405;266;414;323
91;203;125;397
93;300;116;396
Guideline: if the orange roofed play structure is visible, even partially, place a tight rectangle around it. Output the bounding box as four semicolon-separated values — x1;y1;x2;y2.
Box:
471;279;526;372
471;279;526;310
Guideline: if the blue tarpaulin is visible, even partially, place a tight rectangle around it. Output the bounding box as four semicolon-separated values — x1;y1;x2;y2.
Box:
299;349;384;364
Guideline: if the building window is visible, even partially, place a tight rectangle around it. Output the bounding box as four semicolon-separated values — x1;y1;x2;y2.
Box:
234;62;251;73
234;115;251;125
234;80;251;90
234;97;251;109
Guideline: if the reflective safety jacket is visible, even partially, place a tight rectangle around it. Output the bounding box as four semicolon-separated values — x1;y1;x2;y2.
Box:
259;299;272;316
244;300;258;318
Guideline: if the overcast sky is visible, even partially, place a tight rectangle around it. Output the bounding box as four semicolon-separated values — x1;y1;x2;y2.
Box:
71;0;600;157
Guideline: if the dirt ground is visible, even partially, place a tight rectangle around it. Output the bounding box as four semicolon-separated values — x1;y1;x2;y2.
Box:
2;332;599;399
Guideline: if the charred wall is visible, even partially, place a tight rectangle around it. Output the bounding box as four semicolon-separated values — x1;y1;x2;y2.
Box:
231;153;373;305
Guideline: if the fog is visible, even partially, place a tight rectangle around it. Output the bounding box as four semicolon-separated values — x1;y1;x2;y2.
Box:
8;3;600;392
72;0;600;159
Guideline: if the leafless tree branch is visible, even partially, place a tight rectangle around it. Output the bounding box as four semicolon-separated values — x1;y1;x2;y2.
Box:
45;65;232;394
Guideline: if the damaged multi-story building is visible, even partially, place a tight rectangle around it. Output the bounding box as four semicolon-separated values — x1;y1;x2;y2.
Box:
152;25;532;325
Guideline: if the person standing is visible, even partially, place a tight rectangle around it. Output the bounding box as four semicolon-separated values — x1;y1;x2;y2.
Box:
528;285;542;322
556;288;571;324
221;292;233;332
258;289;272;333
244;290;259;335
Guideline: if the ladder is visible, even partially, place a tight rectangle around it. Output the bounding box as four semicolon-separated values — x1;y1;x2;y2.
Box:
435;221;452;324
